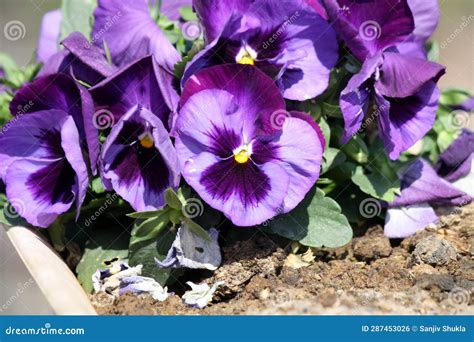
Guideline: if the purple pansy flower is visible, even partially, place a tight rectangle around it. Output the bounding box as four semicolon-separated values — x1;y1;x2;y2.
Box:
37;9;62;64
175;64;324;226
90;56;180;211
184;0;338;101
385;158;472;238
92;0;181;72
160;0;193;20
9;73;99;174
101;105;180;212
323;0;445;159
0;110;88;227
38;32;116;86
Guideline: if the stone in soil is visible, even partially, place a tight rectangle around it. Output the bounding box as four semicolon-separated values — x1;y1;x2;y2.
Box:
412;236;458;266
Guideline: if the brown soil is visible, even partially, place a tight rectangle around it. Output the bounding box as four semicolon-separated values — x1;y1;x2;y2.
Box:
91;204;474;315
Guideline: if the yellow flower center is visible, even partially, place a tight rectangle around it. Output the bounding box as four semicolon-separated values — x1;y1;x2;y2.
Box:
237;54;255;65
234;148;250;164
139;133;154;149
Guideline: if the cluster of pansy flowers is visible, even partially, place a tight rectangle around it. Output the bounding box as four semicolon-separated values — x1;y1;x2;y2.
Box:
0;0;470;234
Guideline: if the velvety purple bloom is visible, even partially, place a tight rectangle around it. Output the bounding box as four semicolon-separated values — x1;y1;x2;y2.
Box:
101;105;180;212
185;0;338;101
0;111;88;227
324;0;445;159
92;0;180;72
176;64;324;226
38;32;116;86
384;158;472;238
37;9;62;63
407;0;440;42
90;55;179;131
9;73;99;174
435;129;474;182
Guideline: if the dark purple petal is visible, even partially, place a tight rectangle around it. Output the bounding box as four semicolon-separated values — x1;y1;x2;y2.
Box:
60;32;116;83
435;129;474;182
10;73;99;174
390;159;472;207
407;0;440;42
3;115;88;227
376;52;445;98
323;0;414;60
0;109;67;179
92;0;180;72
180;64;285;135
339;53;382;143
193;0;254;42
384;204;438;238
91;56;178;130
37;50;69;78
101;106;180;211
183;152;289;226
377;82;439;160
37;10;62;63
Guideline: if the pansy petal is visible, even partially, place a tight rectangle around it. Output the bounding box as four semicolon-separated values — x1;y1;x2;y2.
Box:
37;10;62;63
92;0;180;72
5;158;76;227
248;0;337;100
161;0;192;20
376;52;445;98
407;0;440;41
390;159;472;207
435;129;474;182
193;0;254;42
289;111;325;150
180;64;285;135
0;110;68;179
101;106;180;212
377;82;439;160
384;204;438;238
90;56;178;130
183;151;289;226
61;32;116;83
340;53;382;143
323;0;414;60
270;117;323;212
10;74;99;173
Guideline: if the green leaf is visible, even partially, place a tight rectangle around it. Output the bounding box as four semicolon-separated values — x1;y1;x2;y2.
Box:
127;208;167;219
351;165;400;202
321;147;346;174
76;229;129;293
265;188;353;248
439;88;470;107
164;188;183;210
317;116;330;150
173;40;204;79
60;0;96;41
426;41;439;62
129;229;181;286
182;217;211;241
322;102;342;118
90;177;105;194
179;6;198;21
130;210;171;247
